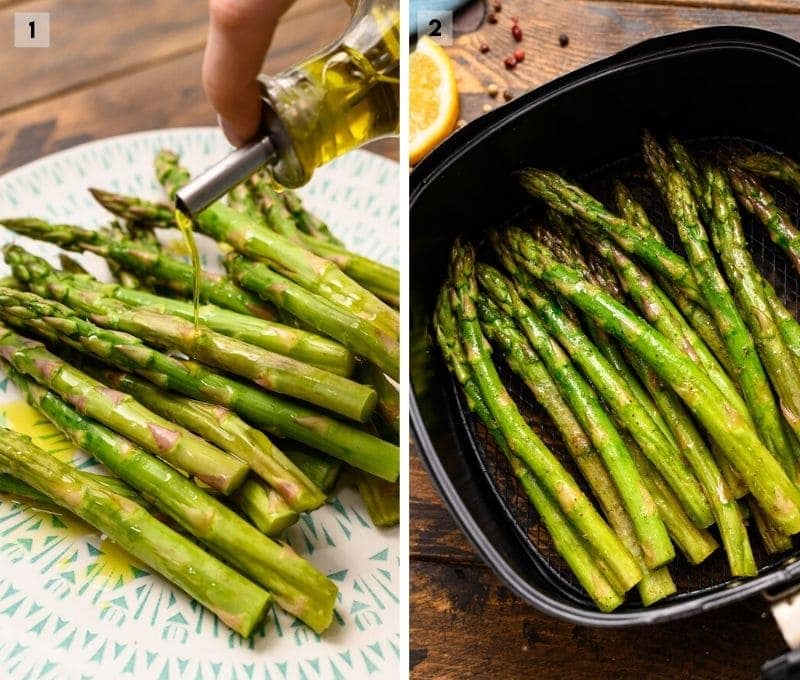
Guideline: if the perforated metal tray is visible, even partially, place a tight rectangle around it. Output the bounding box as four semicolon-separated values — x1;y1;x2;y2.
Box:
410;27;800;626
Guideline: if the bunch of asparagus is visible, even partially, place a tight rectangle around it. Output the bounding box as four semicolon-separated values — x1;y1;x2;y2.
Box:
436;133;800;611
0;152;400;637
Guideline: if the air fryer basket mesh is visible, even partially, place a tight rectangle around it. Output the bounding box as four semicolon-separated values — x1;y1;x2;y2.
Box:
453;136;800;610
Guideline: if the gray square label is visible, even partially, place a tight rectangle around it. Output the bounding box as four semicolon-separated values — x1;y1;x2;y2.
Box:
15;12;50;48
415;10;453;46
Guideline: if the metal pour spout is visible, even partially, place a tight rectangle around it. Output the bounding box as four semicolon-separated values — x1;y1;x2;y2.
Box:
174;135;277;217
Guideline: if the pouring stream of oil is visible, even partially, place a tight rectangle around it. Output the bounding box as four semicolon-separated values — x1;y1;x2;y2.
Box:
174;209;201;329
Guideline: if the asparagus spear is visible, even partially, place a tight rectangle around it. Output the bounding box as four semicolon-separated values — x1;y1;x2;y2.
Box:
226;253;399;379
624;435;717;565
643;134;799;479
0;426;272;637
232;478;299;536
502;226;800;535
496;236;713;529
449;240;642;590
77;363;325;512
284;446;341;492
518;168;705;307
357;362;399;440
763;278;800;370
5;253;375;423
736;151;800;195
476;268;674;568
8;245;354;376
0;292;399;481
434;289;628;611
241;176;400;306
729;165;800;276
96;184;401;308
155;151;400;340
667;137;712;224
0;325;249;494
749;499;793;555
0;469;145;509
355;472;400;528
3;368;338;633
566;236;755;573
268;174;345;246
0;218;278;320
707;166;800;444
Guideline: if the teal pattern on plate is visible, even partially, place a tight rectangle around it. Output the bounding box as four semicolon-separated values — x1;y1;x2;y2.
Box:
0;128;400;680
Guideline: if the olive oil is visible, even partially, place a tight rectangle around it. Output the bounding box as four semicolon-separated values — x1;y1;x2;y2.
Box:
174;209;201;329
259;0;399;187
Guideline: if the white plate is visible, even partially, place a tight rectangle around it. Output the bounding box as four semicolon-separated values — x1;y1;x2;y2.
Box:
0;128;400;680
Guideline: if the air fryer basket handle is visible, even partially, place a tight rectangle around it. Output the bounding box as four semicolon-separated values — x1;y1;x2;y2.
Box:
763;583;800;678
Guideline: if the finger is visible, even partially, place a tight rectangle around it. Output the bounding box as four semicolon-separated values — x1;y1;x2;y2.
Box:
202;0;294;145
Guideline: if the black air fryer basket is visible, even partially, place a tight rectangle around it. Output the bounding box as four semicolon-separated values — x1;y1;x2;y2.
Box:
410;25;800;638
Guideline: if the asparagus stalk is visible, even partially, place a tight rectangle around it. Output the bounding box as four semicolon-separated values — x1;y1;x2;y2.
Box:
0;292;399;481
476;268;674;568
268;174;345;246
8;245;354;377
434;289;628;610
232;478;299;536
0;217;278;320
643;134;798;479
624;436;718;565
707;166;800;447
284;446;341;492
502;226;800;535
97;183;401;308
449;240;642;590
0;469;145;509
357;362;399;440
495;237;713;529
667;137;712;224
438;293;675;603
0;325;249;494
5;253;375;423
749;499;793;555
0;426;272;637
355;472;400;528
574;241;754;574
226;253;399;379
243;175;400;306
155;151;399;340
729;165;800;276
518;168;705;307
612;184;749;497
763;278;800;369
4;368;338;633
77;363;325;513
736;151;800;195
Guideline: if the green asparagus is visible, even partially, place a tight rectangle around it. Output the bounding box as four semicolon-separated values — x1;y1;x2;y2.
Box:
449;240;642;590
502;226;800;535
736;151;800;195
3;367;338;633
0;426;271;637
0;292;399;481
0;217;278;320
434;288;629;611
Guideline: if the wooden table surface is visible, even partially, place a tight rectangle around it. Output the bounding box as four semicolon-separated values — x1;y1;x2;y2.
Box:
410;1;800;678
0;0;397;173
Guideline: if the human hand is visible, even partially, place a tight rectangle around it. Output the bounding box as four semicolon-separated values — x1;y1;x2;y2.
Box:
202;0;295;146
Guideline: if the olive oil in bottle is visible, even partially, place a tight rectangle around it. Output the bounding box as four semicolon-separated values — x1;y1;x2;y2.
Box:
258;0;399;187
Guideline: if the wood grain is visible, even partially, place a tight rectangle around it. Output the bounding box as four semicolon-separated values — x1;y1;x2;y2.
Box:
447;0;800;124
0;0;343;115
411;559;786;679
0;0;353;172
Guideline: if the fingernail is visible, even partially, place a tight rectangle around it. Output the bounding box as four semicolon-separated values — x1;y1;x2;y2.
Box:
217;114;244;147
